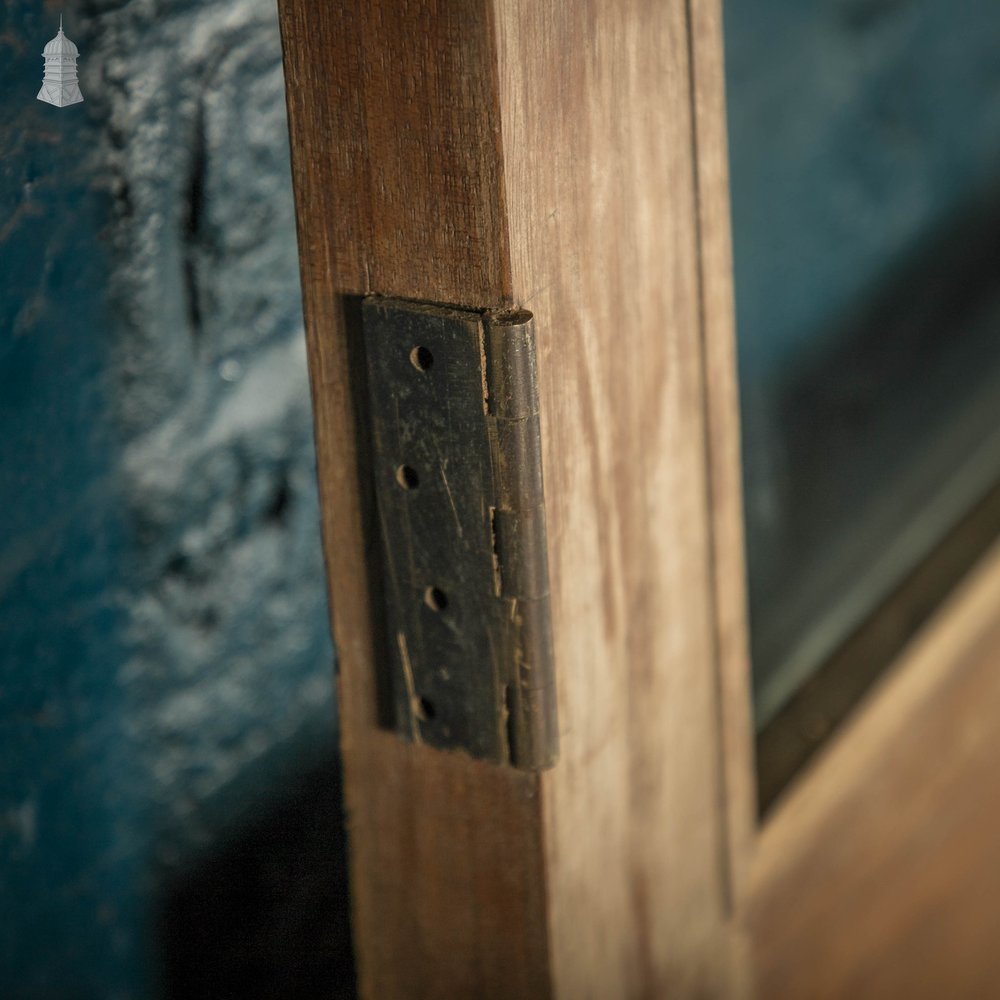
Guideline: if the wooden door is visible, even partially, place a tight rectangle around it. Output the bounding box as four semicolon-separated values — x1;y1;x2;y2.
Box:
276;3;1000;996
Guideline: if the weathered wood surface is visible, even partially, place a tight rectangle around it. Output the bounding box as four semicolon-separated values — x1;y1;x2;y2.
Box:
278;5;548;997
278;1;510;307
495;0;753;993
688;0;758;912
278;1;752;995
751;536;1000;999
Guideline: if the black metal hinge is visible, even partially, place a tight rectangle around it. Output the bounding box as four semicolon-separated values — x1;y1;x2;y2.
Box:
361;297;558;770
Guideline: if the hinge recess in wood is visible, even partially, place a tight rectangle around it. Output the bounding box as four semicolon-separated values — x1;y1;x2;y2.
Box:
362;297;558;770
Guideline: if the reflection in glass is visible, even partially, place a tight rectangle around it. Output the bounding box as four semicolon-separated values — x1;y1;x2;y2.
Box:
725;1;1000;744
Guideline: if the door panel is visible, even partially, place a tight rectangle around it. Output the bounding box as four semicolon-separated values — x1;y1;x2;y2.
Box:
751;538;1000;998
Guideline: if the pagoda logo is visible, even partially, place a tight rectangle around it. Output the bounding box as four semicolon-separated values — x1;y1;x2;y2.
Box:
38;16;84;108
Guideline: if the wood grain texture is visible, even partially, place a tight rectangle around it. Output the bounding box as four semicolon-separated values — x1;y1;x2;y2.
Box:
751;536;1000;999
278;5;549;998
287;294;551;1000
278;0;752;995
496;1;750;993
687;0;757;912
278;0;510;306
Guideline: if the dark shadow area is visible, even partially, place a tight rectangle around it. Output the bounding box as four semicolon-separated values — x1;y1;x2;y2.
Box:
751;178;1000;707
753;178;1000;805
157;755;356;1000
342;293;397;731
757;474;1000;813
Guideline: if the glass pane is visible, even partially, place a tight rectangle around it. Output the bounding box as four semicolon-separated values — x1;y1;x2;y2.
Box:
725;2;1000;738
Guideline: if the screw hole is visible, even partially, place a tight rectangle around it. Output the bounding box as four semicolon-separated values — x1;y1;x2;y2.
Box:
395;465;419;490
424;586;448;612
417;697;436;721
410;346;434;372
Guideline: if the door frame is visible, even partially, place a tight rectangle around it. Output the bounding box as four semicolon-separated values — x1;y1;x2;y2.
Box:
277;2;1000;995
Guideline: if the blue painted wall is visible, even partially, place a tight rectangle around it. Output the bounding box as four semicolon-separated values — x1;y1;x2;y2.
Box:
0;2;347;997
